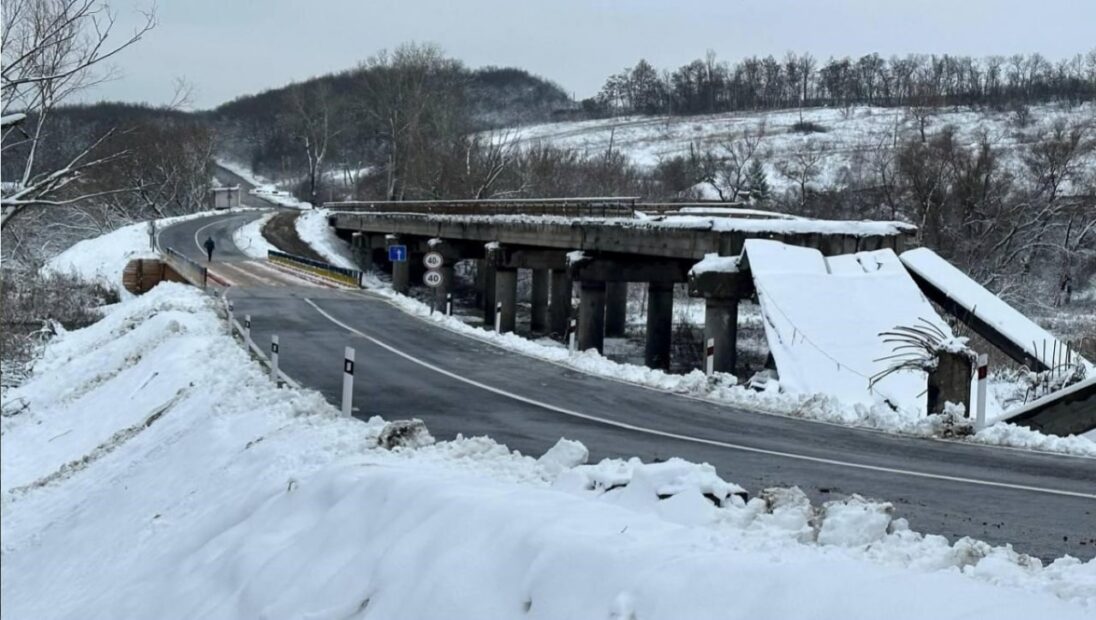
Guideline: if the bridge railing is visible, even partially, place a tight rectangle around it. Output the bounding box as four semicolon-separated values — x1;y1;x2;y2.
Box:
163;246;208;287
268;249;362;288
324;197;640;218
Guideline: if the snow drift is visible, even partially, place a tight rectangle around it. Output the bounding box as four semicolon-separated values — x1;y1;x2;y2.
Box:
2;283;1094;619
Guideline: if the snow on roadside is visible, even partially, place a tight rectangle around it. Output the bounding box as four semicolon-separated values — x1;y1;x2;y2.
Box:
295;207;359;269
361;272;1096;458
231;210;278;259
2;283;1093;618
42;208;257;298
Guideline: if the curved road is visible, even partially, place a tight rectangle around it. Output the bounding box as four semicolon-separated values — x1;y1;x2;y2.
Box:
161;212;1096;561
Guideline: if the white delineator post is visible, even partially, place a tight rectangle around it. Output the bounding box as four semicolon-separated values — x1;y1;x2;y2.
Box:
568;318;577;353
705;338;715;376
494;301;502;333
270;335;280;383
244;314;251;342
975;353;988;431
341;346;355;417
446;293;453;316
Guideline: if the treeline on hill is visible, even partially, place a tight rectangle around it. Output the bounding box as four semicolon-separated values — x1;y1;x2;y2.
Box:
211;44;570;202
1;103;215;265
587;51;1096;116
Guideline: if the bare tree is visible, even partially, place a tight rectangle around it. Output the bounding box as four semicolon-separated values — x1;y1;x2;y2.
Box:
705;121;767;202
286;82;342;205
777;138;830;212
1;0;154;228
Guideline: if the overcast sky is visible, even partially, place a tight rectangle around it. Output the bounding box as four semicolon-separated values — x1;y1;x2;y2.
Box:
90;0;1096;110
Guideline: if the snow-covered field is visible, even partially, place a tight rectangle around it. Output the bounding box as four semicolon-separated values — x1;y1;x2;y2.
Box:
501;103;1096;193
3;282;1094;619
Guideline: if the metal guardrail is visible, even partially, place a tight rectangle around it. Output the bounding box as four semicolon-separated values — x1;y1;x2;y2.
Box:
324;197;640;218
323;197;802;220
163;246;208;287
268;250;362;288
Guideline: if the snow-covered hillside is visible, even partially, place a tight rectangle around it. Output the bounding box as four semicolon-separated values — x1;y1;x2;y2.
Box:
502;103;1096;193
3;283;1094;619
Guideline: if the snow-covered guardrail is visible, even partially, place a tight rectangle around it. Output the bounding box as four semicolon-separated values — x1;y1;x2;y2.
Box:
267;249;363;288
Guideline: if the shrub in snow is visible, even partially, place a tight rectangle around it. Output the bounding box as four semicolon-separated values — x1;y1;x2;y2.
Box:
376;418;435;450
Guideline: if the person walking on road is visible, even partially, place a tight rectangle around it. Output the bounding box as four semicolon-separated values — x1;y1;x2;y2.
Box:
204;236;216;262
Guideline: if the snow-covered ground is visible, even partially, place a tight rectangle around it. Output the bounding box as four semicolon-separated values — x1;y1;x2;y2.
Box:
500;103;1096;193
296;208;359;269
231;210;278;259
3;283;1093;619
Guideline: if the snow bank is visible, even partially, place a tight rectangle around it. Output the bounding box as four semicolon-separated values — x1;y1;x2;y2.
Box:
231;210;278;259
3;283;1093;618
295;208;358;269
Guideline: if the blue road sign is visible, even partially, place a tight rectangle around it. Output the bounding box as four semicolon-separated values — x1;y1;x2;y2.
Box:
388;245;408;262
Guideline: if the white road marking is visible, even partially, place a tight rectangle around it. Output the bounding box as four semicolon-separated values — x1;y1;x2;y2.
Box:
302;298;1095;501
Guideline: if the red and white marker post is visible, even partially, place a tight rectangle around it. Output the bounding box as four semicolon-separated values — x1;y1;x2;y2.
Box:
270;335;280;384
975;353;988;430
568;318;577;353
705;338;715;376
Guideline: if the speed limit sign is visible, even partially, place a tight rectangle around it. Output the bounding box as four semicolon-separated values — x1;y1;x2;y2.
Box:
423;270;444;288
423;251;444;269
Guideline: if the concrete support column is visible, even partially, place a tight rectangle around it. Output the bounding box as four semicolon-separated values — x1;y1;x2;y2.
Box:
644;281;674;370
495;268;518;333
435;264;454;311
577;281;607;353
473;259;485;306
352;233;372;272
548;269;573;339
530;269;549;333
927;351;972;415
387;236;409;295
704;297;739;374
482;260;497;326
605;282;628;337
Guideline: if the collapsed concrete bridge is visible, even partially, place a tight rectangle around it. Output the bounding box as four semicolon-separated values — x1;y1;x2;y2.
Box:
325;198;1092;435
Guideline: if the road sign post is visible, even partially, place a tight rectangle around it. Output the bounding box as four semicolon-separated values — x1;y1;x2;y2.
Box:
271;335;280;384
342;346;355;418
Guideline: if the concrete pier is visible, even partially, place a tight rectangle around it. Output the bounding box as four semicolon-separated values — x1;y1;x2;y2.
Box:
644;281;674;369
605;282;628;337
577;280;607;353
495;268;518;333
704;297;739;374
549;269;572;339
531;269;549;333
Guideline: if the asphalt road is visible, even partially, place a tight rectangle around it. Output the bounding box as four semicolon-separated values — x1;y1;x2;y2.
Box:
165;212;1096;561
